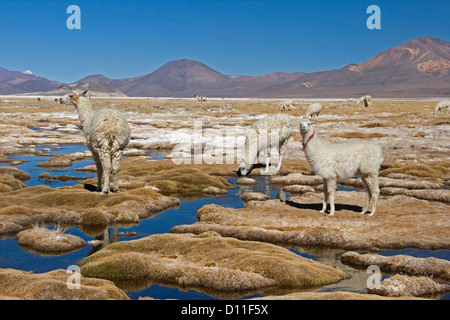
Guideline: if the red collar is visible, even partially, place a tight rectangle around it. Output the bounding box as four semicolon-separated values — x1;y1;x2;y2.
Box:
302;130;315;151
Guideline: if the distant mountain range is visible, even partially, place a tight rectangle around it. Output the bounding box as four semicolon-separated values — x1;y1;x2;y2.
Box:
0;67;63;95
2;37;449;98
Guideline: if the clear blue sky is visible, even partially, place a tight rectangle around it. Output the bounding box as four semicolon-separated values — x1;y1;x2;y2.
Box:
0;0;449;83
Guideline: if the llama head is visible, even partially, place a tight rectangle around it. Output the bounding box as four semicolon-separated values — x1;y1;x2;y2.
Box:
238;158;248;176
59;89;88;106
299;117;314;134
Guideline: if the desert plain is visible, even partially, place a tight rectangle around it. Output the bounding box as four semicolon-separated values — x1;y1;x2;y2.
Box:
0;96;449;300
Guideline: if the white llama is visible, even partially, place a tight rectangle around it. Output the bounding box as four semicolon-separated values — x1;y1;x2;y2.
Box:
238;113;292;176
279;100;293;111
60;90;131;195
299;117;383;216
357;95;372;107
305;103;322;120
194;94;207;102
433;101;450;115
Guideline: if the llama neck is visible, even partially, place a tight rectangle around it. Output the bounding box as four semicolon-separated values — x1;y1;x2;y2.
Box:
302;130;316;150
301;130;315;147
75;97;93;127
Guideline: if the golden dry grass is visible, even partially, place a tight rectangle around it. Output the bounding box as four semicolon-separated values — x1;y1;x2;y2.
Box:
0;268;129;300
0;184;179;235
368;275;450;297
16;227;85;253
341;251;450;281
172;192;450;251
78;233;348;292
117;158;236;194
251;291;425;300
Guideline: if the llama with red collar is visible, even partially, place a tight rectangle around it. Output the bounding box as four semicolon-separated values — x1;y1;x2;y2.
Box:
299;117;383;216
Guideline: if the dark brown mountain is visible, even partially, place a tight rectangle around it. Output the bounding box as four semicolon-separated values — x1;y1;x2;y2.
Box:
115;59;230;97
0;67;63;95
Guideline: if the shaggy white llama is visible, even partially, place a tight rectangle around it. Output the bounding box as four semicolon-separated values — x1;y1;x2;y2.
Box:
279;100;293;111
357;95;372;107
239;113;292;176
299;117;383;216
60;90;131;195
194;94;207;102
305;103;322;120
433;101;450;115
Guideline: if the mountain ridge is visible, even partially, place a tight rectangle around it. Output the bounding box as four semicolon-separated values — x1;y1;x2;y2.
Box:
2;36;449;98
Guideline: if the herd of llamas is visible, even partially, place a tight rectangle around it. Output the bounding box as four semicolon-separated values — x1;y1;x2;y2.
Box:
59;91;448;217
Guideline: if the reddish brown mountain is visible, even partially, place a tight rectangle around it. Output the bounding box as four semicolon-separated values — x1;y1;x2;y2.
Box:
258;36;450;98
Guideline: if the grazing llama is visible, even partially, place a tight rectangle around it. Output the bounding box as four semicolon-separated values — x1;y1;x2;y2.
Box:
194;94;207;102
299;117;383;216
357;95;373;108
238;113;292;176
305;103;323;120
433;101;450;115
60;90;131;195
279;100;293;111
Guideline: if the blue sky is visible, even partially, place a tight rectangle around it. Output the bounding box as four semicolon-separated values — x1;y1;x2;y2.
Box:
0;0;449;83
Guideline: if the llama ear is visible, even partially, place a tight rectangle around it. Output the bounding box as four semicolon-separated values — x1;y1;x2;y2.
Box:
81;89;88;96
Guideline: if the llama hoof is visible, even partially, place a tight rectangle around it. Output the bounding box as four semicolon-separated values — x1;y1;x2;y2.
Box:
367;212;375;216
359;211;366;215
328;212;335;216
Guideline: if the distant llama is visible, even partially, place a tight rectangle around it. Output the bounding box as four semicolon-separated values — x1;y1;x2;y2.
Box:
279;100;293;111
194;94;207;102
299;117;383;216
60;89;131;195
238;113;292;176
305;103;322;120
433;101;450;115
357;95;372;108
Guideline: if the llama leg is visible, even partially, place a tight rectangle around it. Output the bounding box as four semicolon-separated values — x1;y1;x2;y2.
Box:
367;175;380;216
320;179;328;213
275;140;288;173
91;148;103;192
99;151;111;195
111;151;123;193
263;155;271;174
327;179;336;216
360;174;371;215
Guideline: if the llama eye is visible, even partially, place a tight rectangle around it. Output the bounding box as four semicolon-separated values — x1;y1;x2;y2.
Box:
69;94;73;98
